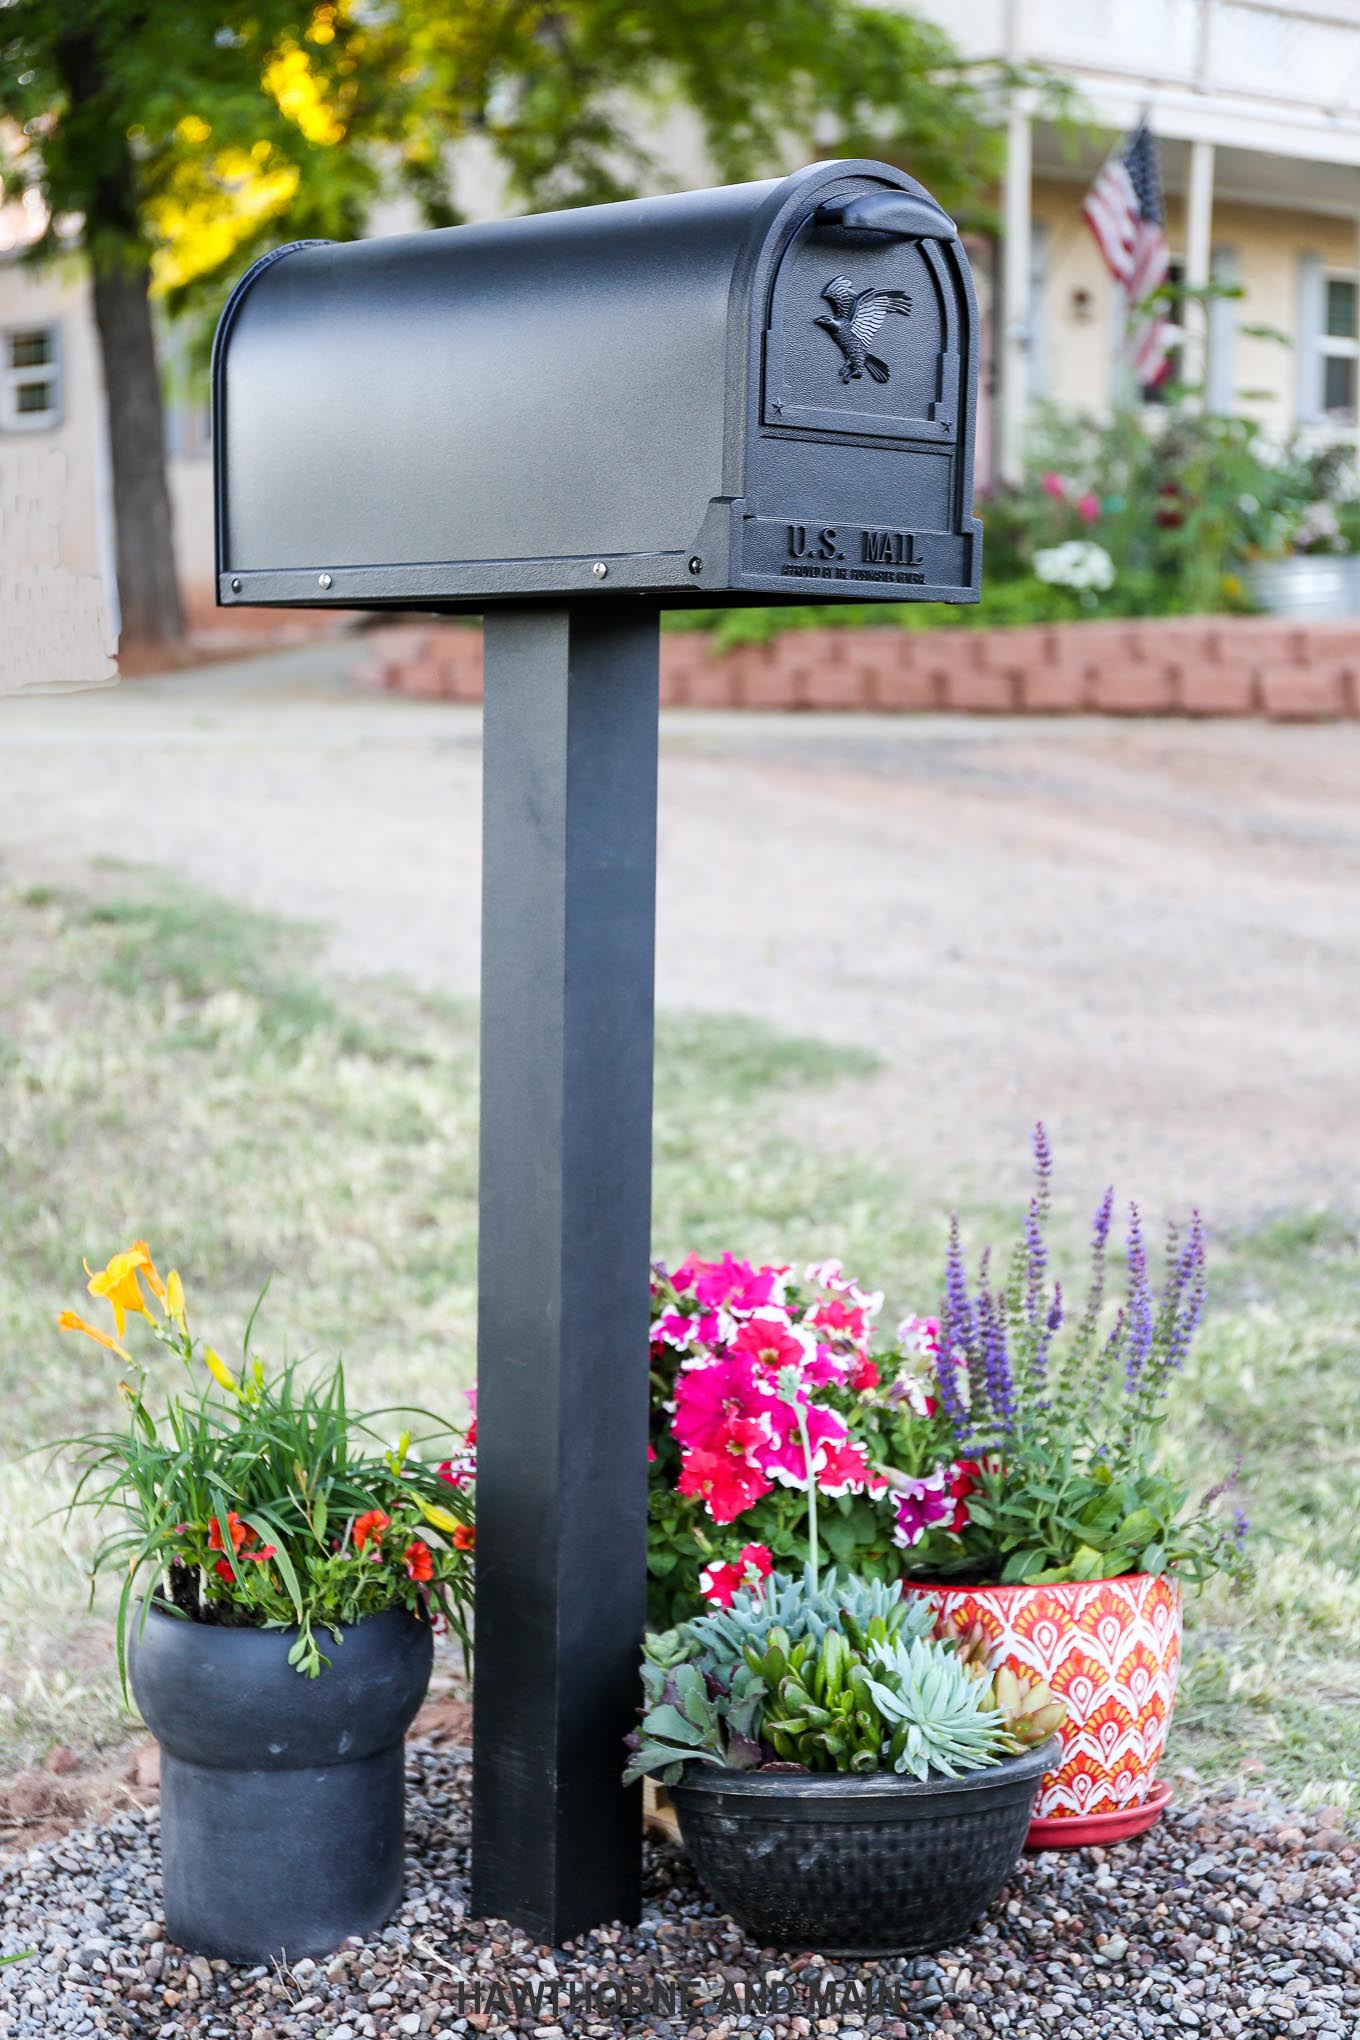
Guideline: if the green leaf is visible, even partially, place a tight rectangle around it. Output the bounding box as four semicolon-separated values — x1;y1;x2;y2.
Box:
641;1705;711;1748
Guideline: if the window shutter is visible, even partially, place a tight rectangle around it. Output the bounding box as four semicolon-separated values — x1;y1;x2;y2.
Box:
1297;251;1324;425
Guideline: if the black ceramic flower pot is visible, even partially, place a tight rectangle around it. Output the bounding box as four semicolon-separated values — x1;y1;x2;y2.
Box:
130;1604;433;1964
668;1737;1060;1956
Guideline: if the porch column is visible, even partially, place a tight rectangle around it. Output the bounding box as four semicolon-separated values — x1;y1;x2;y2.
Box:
1000;99;1033;485
1182;140;1215;405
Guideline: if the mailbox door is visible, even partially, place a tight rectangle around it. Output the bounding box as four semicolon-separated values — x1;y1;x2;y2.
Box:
734;169;981;604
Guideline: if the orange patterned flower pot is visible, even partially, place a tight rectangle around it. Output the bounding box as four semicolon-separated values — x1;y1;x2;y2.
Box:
902;1573;1182;1841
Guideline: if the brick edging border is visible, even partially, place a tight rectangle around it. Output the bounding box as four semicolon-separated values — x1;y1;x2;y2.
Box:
353;614;1360;719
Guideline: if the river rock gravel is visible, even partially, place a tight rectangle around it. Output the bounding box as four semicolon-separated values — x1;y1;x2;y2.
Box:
2;1737;1356;2039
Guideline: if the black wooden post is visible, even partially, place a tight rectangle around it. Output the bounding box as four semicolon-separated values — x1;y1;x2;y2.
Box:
470;604;659;1943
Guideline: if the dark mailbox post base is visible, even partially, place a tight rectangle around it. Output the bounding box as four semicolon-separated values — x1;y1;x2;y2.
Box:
471;604;659;1944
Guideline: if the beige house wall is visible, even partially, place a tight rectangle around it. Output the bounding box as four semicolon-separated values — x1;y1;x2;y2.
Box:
1029;176;1360;443
0;257;105;581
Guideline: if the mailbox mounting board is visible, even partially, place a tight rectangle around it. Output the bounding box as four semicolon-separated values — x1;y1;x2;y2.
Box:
214;158;981;613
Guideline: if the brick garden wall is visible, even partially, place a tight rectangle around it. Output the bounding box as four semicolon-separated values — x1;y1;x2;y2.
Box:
353;614;1360;719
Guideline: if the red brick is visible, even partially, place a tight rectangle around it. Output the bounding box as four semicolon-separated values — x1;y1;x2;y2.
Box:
1175;659;1256;715
1294;619;1360;662
1019;659;1088;713
868;645;937;710
736;646;799;709
1087;661;1177;714
682;651;739;707
1207;618;1308;666
970;625;1053;673
1260;663;1350;719
939;660;1017;713
801;653;871;709
1130;620;1211;671
444;647;484;702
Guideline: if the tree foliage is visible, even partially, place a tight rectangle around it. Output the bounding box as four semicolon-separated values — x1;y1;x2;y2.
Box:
1;0;1015;318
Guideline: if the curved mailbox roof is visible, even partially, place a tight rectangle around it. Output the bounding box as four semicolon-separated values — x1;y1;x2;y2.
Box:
214;158;980;611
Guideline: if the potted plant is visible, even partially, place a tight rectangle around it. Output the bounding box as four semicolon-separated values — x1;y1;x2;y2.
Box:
625;1558;1061;1954
872;1128;1248;1842
56;1243;476;1963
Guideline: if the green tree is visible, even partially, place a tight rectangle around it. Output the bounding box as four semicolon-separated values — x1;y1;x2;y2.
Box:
0;1;1014;657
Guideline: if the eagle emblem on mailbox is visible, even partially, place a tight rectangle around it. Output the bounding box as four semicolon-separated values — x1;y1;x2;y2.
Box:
815;275;912;385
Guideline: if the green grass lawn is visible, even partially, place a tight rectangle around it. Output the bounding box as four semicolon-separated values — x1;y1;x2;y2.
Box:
0;868;1356;1810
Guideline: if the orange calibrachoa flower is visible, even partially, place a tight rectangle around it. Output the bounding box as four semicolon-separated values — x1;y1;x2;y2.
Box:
353;1509;390;1556
208;1512;251;1555
84;1247;153;1338
57;1310;131;1361
403;1540;434;1583
452;1524;476;1552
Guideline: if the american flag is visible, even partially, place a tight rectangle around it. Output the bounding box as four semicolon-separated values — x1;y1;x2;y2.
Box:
1083;121;1172;388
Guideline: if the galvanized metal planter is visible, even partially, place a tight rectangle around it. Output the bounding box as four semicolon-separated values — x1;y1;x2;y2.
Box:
669;1739;1060;1956
1245;553;1360;619
130;1605;432;1963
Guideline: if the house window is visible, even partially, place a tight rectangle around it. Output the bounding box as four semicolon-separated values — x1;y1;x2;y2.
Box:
1;324;61;430
1320;272;1358;423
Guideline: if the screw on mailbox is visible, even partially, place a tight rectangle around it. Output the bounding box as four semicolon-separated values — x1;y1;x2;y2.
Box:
210;159;980;1948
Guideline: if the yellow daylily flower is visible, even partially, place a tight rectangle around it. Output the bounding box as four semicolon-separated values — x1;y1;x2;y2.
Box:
84;1248;152;1338
57;1310;131;1362
132;1241;167;1309
416;1498;461;1536
204;1346;243;1397
165;1270;186;1327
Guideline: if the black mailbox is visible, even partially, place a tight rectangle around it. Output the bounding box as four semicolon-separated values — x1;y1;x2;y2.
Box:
213;157;980;613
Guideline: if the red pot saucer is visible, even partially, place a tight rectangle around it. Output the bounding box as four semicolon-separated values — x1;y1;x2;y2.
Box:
1025;1777;1173;1851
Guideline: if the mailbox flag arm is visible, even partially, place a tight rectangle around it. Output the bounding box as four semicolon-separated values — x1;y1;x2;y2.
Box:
813;190;957;241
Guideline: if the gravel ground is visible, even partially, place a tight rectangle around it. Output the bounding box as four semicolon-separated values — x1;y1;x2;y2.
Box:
1;645;1357;1222
2;1737;1357;2039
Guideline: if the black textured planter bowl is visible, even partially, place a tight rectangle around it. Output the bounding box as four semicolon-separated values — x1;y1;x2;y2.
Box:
668;1737;1060;1956
130;1605;433;1963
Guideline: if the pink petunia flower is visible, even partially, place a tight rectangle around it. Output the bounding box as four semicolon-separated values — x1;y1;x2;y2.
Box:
810;1296;868;1342
759;1397;850;1487
1076;490;1101;524
730;1315;813;1378
677;1447;772;1523
815;1437;887;1496
1041;471;1067;501
946;1458;980;1531
891;1468;953;1548
698;1542;773;1608
671;1355;777;1460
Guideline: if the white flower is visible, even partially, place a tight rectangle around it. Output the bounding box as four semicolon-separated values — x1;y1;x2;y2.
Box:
1033;540;1116;593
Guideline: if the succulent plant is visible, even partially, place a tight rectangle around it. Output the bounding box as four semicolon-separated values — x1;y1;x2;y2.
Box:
753;1624;886;1773
934;1609;994;1680
863;1634;1009;1781
622;1655;767;1786
686;1564;932;1682
984;1664;1067;1749
625;1569;1041;1788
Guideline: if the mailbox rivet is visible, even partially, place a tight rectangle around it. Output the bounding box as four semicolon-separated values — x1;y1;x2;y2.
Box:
230;578;242;594
591;562;608;580
318;572;333;590
688;556;703;575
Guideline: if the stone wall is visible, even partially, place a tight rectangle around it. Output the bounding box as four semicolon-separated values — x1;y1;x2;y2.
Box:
353;615;1360;718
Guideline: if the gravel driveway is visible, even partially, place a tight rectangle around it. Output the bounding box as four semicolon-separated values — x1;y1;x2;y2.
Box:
0;639;1355;1225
